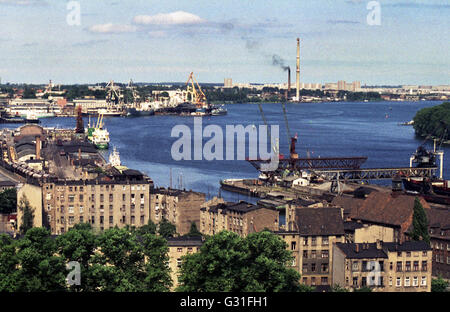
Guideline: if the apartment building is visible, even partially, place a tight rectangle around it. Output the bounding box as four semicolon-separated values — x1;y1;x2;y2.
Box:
17;169;153;235
426;208;450;279
333;241;432;292
150;188;205;236
200;201;279;237
167;236;204;289
278;207;346;288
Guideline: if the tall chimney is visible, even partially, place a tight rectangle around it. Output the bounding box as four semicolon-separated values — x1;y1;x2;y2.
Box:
35;136;41;160
296;38;300;102
288;67;291;98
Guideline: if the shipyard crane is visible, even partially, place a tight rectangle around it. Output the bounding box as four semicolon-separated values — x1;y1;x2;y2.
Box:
105;80;122;106
186;72;207;108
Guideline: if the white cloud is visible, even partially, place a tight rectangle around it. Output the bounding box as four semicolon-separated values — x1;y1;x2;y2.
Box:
88;23;137;34
133;11;206;25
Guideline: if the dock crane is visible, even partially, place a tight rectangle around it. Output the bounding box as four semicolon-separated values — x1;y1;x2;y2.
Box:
186;72;208;108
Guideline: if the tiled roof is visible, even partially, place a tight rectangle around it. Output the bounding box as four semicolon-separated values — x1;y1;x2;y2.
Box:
383;241;431;252
331;195;365;218
167;235;204;247
294;208;345;236
351;192;430;227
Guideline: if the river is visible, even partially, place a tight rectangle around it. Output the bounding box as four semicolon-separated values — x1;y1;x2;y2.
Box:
2;100;447;203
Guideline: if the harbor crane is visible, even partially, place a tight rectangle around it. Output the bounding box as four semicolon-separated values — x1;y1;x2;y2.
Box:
186;72;207;108
105;80;122;106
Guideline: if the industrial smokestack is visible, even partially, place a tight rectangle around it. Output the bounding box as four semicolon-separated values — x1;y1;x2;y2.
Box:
285;67;291;101
296;38;300;102
35;136;41;160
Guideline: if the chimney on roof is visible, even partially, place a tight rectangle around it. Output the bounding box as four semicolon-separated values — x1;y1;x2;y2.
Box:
35;136;41;160
355;244;359;253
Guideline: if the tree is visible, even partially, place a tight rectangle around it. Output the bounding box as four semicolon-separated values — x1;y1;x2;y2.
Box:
136;220;157;236
354;286;372;292
0;234;19;292
187;222;202;237
0;188;17;214
411;197;430;244
140;233;172;291
14;227;67;291
57;223;97;291
431;276;449;292
158;217;177;238
18;195;34;235
177;230;307;292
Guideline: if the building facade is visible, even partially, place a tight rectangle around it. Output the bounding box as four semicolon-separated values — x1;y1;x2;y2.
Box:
278;207;346;288
200;201;279;237
333;241;432;292
150;188;206;236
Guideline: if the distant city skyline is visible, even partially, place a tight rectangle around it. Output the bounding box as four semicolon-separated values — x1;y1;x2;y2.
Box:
0;0;448;85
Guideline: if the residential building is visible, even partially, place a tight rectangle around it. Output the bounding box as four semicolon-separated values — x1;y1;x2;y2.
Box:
17;169;153;235
150;188;206;236
333;240;432;292
167;235;203;289
278;207;345;287
200;201;279;237
426;208;450;279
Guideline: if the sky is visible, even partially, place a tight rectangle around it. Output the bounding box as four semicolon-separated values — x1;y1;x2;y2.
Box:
0;0;449;85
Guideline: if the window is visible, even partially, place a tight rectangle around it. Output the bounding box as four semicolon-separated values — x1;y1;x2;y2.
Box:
69;216;74;225
100;194;104;202
68;195;74;203
311;237;317;246
109;205;113;212
291;241;297;251
177;258;182;267
311;263;316;272
79;194;83;201
404;277;410;287
322;250;329;258
352;261;359;272
122;194;126;201
303;237;308;246
303;250;308;258
177;248;182;252
396;261;402;272
131;216;135;224
422;261;428;271
353;277;358;287
311;277;316;286
140;215;144;225
68;206;74;213
100;216;104;224
302;264;308;273
389;277;393;286
421;276;427;286
109;194;113;202
109;216;113;224
413;261;419;271
321;277;328;285
321;263;329;273
422;251;428;256
396;277;401;287
361;277;367;287
79;216;83;223
311;250;316;259
405;261;411;272
406;252;411;257
413;276;418;287
322;237;329;246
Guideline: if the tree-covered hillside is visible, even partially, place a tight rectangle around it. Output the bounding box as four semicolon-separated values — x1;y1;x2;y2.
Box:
413;102;450;141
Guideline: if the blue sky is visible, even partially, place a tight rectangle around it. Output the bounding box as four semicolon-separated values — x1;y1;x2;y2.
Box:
0;0;448;85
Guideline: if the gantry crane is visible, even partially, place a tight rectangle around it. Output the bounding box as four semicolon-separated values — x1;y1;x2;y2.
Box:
186;72;208;108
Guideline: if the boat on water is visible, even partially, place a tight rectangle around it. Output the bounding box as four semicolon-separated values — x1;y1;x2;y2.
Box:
86;114;110;149
0;116;40;124
211;105;227;116
126;107;155;117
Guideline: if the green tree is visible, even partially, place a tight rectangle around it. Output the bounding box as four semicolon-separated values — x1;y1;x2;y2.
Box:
18;195;34;235
14;228;67;291
158;218;177;238
57;223;97;291
177;230;307;292
0;234;19;291
90;227;147;291
187;222;202;237
411;197;430;244
431;276;449;292
23;87;36;99
140;233;172;291
0;188;17;214
136;220;157;236
354;286;372;292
